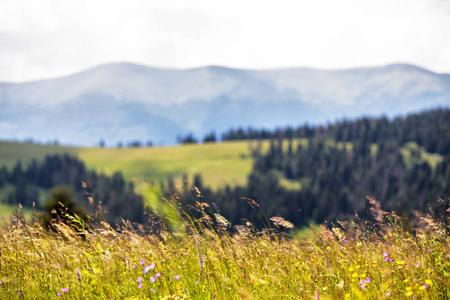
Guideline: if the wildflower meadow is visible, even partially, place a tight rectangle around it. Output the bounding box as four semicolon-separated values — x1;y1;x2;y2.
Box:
0;191;449;299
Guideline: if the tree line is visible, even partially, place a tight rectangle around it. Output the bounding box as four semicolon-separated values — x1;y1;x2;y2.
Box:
221;109;450;155
164;109;450;228
0;154;146;225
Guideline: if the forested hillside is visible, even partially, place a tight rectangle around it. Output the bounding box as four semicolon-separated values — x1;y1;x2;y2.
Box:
223;109;450;156
0;154;146;225
167;109;450;227
0;109;449;229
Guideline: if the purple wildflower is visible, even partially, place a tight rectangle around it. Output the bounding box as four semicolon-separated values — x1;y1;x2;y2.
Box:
140;260;145;266
151;288;156;293
155;272;161;278
423;284;428;290
359;280;366;290
137;283;142;289
174;275;181;280
365;278;371;283
76;268;82;284
150;276;156;283
144;266;151;275
415;263;420;267
132;264;137;269
137;277;143;283
57;293;62;296
149;262;155;269
386;292;391;296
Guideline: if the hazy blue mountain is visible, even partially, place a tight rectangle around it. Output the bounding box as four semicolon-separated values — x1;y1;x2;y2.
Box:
0;62;449;146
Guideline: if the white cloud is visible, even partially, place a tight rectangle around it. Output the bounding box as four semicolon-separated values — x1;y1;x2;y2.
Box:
0;0;450;82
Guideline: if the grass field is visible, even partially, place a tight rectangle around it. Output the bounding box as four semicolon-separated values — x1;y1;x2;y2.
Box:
76;141;258;190
0;196;448;299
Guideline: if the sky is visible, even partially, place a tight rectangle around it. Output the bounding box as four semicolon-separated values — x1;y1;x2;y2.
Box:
1;0;450;82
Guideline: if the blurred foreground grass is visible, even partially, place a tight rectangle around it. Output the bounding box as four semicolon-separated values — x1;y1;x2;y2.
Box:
0;196;449;299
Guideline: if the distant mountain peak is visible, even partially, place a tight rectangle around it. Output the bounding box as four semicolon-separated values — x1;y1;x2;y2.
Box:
0;62;449;146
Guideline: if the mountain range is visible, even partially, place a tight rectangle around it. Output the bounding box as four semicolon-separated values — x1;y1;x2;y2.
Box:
0;62;449;146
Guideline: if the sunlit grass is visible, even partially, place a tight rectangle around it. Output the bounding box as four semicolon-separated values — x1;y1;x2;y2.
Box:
401;141;443;169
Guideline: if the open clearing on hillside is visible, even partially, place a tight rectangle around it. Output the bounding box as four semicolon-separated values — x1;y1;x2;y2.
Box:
76;141;257;190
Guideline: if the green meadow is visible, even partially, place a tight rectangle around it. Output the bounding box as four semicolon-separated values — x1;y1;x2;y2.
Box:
0;140;260;190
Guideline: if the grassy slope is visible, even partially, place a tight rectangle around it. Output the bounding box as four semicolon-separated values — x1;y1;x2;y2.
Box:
76;141;257;190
